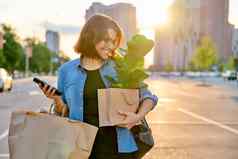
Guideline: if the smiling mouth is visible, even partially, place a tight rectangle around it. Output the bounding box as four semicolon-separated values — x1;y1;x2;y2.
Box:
103;48;113;56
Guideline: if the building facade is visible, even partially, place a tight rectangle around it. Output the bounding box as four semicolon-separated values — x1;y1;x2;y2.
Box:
154;0;201;70
45;30;60;53
200;0;233;61
85;2;137;46
232;28;238;58
154;0;234;70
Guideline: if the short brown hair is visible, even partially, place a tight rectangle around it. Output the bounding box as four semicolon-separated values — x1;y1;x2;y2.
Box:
74;14;123;58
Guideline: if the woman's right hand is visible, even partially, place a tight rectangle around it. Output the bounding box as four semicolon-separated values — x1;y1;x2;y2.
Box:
39;84;66;114
40;84;61;101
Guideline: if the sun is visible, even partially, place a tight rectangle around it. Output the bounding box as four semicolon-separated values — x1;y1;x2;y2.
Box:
140;10;169;28
137;1;173;29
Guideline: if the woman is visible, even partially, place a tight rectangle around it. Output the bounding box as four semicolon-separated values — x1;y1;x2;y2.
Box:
41;14;158;159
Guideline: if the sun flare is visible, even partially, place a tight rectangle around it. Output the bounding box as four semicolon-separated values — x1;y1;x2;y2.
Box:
137;1;173;29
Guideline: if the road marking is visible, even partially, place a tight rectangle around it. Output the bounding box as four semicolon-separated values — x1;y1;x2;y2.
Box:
0;154;9;158
0;129;8;141
178;108;238;135
175;90;200;98
149;121;238;125
158;98;175;103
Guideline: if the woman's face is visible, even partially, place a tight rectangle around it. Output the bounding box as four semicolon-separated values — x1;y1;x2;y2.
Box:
95;28;119;60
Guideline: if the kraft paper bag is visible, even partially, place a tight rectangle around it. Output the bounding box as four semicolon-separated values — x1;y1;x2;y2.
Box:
8;110;98;159
97;88;139;127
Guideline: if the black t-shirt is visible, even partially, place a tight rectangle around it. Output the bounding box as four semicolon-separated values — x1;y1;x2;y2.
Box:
83;69;118;154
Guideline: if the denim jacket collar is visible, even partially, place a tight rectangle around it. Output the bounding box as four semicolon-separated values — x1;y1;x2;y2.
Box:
76;57;112;71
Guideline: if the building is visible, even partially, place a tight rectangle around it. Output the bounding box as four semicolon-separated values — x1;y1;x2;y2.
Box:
232;28;238;58
154;0;233;70
154;0;201;70
85;2;137;46
45;30;60;53
200;0;233;61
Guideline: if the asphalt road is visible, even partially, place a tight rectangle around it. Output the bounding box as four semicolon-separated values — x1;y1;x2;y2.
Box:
0;76;238;159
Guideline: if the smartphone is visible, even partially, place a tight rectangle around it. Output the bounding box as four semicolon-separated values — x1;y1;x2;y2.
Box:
33;77;62;96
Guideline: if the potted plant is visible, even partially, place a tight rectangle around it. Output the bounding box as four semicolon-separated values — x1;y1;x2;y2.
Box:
97;34;154;127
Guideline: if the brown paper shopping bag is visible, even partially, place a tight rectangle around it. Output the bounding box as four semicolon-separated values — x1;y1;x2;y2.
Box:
8;110;98;159
97;88;139;127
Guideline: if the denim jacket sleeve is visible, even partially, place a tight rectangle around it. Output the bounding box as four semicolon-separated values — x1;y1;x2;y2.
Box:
57;67;67;105
139;84;158;110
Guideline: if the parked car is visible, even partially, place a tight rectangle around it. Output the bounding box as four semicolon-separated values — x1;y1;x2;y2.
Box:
0;68;13;92
222;70;237;81
228;72;237;80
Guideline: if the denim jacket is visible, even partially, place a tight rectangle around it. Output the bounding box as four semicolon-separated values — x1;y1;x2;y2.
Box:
57;58;158;153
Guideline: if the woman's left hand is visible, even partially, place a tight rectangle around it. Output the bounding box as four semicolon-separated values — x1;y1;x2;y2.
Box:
117;110;142;129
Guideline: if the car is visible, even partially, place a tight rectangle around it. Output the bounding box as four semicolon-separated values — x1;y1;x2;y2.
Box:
0;68;13;92
222;70;237;81
227;72;237;80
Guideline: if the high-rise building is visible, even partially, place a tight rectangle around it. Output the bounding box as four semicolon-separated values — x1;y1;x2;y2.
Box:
232;28;238;58
200;0;233;61
154;0;233;70
85;2;137;46
45;30;60;53
154;0;201;70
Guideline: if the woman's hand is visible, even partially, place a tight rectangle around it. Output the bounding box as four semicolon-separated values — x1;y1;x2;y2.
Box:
39;84;64;113
117;110;142;129
40;84;61;101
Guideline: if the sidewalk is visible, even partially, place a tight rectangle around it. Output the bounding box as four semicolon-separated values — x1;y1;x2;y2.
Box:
149;74;238;94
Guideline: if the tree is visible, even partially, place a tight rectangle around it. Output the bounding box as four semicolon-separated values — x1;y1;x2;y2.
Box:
224;56;235;71
0;49;5;67
30;42;52;73
1;24;24;75
59;50;70;63
192;36;218;86
164;60;174;73
192;36;218;71
187;61;198;72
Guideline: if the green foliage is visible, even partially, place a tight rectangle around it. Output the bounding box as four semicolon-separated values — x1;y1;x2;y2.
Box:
58;50;70;65
16;50;26;71
0;24;58;74
1;24;24;74
164;61;174;72
126;34;154;59
52;51;61;73
192;36;218;71
0;49;5;67
187;61;198;72
224;56;235;71
106;34;154;89
30;42;52;73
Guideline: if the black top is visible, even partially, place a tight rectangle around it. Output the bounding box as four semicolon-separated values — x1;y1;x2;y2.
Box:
83;69;104;126
83;69;118;155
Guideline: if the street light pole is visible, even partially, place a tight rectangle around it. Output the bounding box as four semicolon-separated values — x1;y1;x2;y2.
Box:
24;46;32;77
25;51;29;77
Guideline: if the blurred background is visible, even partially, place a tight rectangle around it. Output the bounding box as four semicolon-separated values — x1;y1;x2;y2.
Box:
0;0;238;159
0;0;238;75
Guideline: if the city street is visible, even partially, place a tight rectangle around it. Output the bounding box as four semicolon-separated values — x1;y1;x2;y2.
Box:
0;76;238;159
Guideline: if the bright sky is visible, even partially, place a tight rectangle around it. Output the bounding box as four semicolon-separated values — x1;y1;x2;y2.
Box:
0;0;238;65
0;0;175;37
